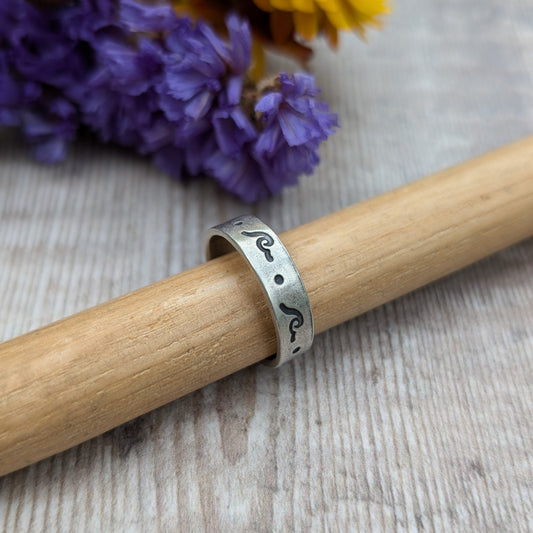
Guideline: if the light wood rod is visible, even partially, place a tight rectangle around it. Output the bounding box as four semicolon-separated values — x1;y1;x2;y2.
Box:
1;135;533;476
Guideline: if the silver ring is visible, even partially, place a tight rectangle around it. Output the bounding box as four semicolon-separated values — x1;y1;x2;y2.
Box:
206;215;314;367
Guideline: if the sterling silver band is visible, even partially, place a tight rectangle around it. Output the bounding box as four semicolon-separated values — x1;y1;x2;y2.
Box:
206;215;314;367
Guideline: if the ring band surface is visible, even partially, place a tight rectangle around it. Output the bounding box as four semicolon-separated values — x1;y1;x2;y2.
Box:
206;215;314;367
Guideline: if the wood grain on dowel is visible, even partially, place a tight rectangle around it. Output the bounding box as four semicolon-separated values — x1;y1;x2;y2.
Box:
1;136;533;477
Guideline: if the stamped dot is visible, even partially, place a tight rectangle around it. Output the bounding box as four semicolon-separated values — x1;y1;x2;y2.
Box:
234;221;243;226
274;274;284;285
292;347;301;354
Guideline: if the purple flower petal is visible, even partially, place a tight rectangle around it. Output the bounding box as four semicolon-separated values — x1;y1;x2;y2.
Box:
225;74;244;106
254;124;282;157
205;150;269;202
120;0;179;33
212;106;257;156
226;13;252;75
277;107;321;146
196;21;232;66
255;92;283;115
184;90;215;119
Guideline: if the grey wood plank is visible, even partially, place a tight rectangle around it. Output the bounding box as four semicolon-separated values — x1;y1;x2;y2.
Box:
1;0;532;531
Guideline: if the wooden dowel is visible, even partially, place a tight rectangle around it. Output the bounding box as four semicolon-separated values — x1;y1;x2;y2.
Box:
1;136;533;477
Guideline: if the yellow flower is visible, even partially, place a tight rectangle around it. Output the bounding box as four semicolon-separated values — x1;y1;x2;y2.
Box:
252;0;390;45
173;0;389;78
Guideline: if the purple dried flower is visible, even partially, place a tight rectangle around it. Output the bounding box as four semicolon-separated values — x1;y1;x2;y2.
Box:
204;72;338;201
0;0;93;161
0;0;337;201
157;14;251;125
70;34;167;151
252;72;338;195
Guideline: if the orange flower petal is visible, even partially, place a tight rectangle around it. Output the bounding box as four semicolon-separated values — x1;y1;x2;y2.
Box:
270;10;295;44
322;15;339;48
293;10;319;40
290;0;317;14
252;0;275;13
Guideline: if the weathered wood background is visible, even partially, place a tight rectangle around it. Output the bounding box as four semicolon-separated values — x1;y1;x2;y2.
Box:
1;0;532;530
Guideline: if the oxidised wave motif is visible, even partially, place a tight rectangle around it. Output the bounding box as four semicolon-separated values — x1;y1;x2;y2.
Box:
279;303;304;344
241;230;275;262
